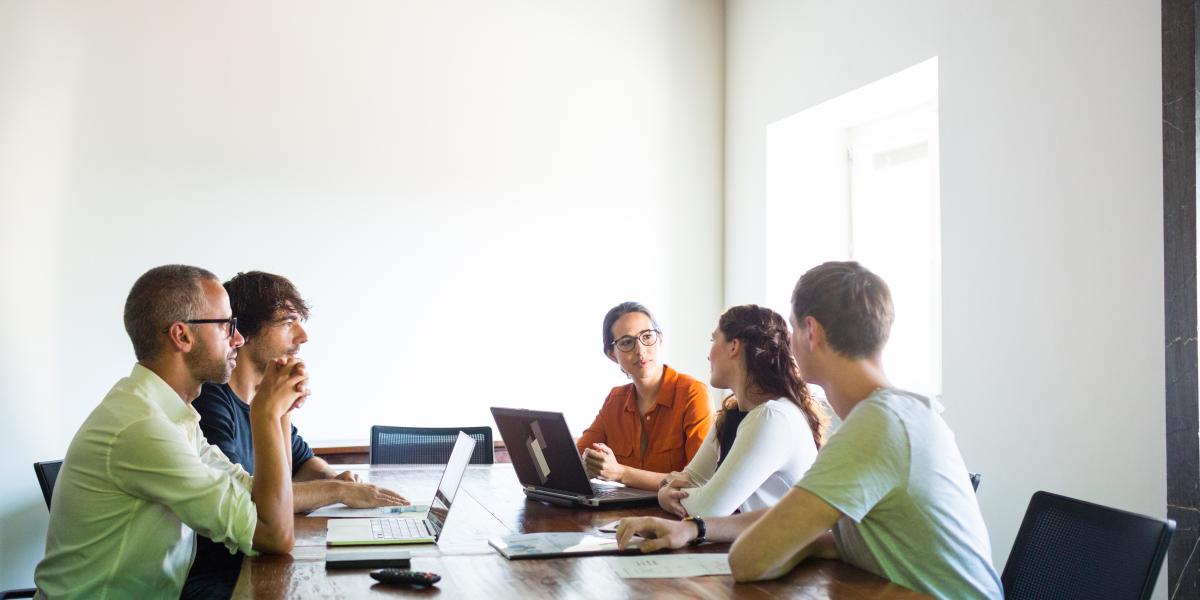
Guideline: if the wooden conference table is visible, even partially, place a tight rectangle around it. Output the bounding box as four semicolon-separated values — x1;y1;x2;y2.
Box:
233;464;929;599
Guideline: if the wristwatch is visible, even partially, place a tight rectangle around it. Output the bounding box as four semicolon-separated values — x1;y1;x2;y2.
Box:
682;516;706;546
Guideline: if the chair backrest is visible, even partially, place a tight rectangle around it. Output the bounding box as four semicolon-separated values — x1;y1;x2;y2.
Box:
1002;490;1174;600
33;460;63;510
370;426;494;465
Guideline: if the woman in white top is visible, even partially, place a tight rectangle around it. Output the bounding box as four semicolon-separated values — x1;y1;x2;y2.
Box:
659;304;829;518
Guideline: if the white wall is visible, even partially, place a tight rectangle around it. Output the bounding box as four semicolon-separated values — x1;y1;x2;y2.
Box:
726;0;1164;581
0;1;724;589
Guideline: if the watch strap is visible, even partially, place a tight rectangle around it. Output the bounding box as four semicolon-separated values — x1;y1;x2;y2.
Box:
684;516;706;546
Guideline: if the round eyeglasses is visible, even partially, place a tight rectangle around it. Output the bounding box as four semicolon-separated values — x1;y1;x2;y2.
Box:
611;328;661;353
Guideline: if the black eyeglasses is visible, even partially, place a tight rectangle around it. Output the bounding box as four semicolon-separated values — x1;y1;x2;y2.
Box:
611;329;661;353
163;317;238;339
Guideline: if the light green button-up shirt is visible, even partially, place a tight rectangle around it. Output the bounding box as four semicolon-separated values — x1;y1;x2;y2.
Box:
35;364;257;599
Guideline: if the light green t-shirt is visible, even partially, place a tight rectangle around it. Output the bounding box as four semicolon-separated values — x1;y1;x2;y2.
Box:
796;388;1002;599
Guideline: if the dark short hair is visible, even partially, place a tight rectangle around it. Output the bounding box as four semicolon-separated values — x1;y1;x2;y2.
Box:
223;271;310;340
791;261;894;358
124;264;219;361
601;301;659;357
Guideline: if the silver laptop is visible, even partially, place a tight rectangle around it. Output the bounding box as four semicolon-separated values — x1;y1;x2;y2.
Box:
490;407;657;508
326;431;476;545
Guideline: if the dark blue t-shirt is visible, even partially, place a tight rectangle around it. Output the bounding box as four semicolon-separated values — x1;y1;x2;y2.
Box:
192;382;314;476
184;382;315;588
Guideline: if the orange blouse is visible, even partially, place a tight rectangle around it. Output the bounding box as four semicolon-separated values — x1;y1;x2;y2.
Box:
575;365;712;474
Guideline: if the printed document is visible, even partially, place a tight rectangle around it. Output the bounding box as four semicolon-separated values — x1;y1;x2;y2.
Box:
609;554;732;579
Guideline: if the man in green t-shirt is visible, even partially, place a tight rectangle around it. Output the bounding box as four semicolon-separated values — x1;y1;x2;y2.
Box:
617;261;1002;599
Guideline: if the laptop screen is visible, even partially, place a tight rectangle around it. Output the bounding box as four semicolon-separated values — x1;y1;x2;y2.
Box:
490;407;596;496
427;431;476;535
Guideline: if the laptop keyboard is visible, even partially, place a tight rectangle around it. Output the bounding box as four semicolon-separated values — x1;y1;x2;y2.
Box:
371;518;433;540
592;486;637;499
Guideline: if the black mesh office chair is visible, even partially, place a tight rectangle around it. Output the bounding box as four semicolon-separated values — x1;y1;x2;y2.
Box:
33;460;63;510
5;461;63;599
370;426;494;465
1002;491;1174;600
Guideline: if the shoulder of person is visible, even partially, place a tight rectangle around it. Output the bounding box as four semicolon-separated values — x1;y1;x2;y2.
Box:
603;381;634;406
100;384;161;421
194;383;239;415
867;388;939;420
841;391;916;439
669;369;710;400
743;398;801;428
111;412;183;448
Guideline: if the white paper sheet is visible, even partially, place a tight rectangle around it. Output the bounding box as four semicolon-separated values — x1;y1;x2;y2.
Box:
608;554;732;579
306;503;430;518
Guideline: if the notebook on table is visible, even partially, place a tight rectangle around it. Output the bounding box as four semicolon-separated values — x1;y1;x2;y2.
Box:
490;407;657;508
489;532;642;560
325;431;476;545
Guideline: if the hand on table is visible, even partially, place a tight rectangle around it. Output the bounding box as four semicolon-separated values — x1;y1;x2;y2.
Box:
341;482;409;508
616;516;696;552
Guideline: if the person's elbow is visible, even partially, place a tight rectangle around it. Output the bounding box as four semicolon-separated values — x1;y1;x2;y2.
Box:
728;536;782;583
253;522;295;554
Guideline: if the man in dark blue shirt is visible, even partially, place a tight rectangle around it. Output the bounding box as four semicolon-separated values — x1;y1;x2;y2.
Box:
183;271;408;600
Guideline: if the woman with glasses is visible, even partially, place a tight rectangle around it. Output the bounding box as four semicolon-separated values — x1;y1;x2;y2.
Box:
657;304;828;518
576;302;713;491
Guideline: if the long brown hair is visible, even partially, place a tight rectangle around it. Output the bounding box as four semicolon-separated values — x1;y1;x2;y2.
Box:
714;304;828;449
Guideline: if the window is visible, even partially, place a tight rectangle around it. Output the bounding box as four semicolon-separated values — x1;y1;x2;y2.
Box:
846;103;940;395
765;58;941;397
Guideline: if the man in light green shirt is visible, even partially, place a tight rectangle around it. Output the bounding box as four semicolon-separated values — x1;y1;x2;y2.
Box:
35;265;307;599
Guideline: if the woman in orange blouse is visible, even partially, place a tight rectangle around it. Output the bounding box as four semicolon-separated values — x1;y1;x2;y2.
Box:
576;302;713;491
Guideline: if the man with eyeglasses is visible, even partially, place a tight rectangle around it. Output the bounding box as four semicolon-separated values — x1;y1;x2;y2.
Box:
35;265;306;599
183;271;408;599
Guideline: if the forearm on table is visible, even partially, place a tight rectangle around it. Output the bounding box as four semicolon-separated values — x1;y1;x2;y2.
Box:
697;509;768;543
292;479;344;513
728;488;843;582
618;466;669;491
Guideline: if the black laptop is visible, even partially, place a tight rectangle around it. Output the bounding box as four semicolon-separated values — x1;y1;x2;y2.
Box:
490;407;658;507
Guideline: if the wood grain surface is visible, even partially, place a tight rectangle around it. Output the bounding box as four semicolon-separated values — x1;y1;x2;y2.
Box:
233;465;929;599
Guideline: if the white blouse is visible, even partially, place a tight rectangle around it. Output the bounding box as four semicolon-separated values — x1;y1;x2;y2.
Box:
680;398;819;517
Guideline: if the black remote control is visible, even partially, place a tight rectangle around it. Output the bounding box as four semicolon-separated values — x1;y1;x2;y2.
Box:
370;569;441;587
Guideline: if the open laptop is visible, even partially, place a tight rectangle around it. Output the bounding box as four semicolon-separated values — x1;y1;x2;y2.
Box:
326;431;476;545
490;407;657;508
